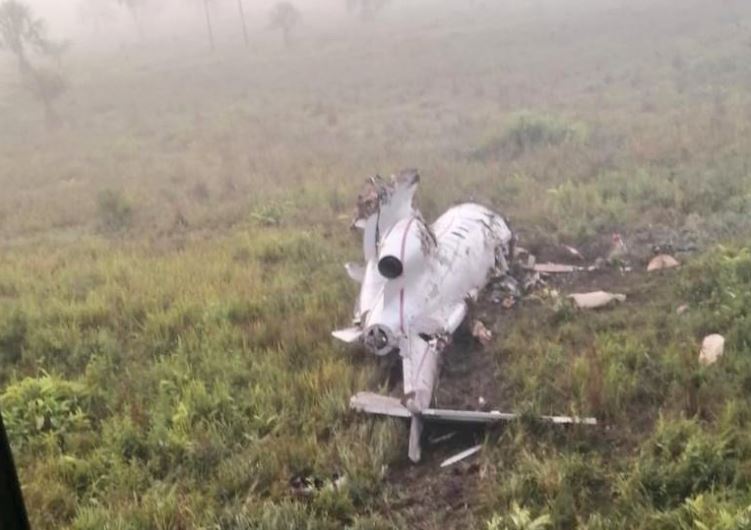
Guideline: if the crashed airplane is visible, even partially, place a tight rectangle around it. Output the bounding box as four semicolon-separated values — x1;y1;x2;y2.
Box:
333;170;596;462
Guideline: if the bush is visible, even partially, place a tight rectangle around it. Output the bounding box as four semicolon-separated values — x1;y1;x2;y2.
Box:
473;111;587;160
1;375;92;452
97;190;133;233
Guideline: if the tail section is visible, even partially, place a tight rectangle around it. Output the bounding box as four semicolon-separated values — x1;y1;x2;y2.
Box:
355;170;420;263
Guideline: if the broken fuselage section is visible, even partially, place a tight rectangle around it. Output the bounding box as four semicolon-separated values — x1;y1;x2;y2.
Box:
333;170;514;462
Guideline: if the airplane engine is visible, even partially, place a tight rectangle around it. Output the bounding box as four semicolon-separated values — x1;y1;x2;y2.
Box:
362;323;398;356
376;216;433;280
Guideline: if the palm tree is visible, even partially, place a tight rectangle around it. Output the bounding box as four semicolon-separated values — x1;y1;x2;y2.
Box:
0;0;50;74
269;2;300;49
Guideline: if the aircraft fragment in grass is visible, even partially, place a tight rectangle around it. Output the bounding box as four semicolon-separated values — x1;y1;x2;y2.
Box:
333;170;597;463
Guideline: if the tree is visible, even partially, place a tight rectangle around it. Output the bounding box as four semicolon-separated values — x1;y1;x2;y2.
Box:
0;0;50;74
186;0;217;52
269;2;300;49
202;0;214;51
0;0;67;127
237;0;248;47
346;0;389;21
25;66;66;127
115;0;147;39
77;0;117;34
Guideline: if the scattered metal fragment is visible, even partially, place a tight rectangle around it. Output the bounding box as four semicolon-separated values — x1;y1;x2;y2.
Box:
440;445;482;468
699;334;725;366
497;275;521;297
647;254;680;272
290;472;347;497
522;271;544;292
563;245;585;260
429;432;457;445
534;262;583;274
569;291;626;309
489;275;521;304
513;246;530;259
524;253;537;270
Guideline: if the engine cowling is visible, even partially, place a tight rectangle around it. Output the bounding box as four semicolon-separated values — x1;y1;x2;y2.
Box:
376;216;432;281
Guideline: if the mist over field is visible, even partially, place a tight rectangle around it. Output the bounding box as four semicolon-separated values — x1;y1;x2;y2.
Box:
2;0;751;528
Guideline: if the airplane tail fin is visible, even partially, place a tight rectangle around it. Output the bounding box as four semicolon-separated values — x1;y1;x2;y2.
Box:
356;170;421;262
350;391;597;462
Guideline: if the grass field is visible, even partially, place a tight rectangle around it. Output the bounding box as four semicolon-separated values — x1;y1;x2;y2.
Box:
3;0;751;527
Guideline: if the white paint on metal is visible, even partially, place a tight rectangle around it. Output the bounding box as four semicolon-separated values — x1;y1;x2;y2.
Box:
440;445;482;468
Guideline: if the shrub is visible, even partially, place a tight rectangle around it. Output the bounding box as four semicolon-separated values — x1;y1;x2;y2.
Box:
97;190;133;233
1;375;91;452
473;111;587;160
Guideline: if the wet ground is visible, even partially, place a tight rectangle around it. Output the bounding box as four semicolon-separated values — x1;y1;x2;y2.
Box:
372;231;691;529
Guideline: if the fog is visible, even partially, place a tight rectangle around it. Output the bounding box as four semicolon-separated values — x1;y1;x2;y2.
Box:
17;0;627;53
4;0;751;527
1;0;748;239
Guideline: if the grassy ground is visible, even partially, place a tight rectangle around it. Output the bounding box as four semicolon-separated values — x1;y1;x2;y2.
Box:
3;0;751;527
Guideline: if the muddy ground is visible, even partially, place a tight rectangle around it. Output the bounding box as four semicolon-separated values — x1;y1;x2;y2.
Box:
372;231;695;529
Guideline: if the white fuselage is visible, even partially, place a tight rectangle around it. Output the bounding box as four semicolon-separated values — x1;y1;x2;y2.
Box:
334;173;514;462
360;203;511;352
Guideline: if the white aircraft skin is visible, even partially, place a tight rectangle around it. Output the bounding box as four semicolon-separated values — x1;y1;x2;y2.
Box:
333;170;514;462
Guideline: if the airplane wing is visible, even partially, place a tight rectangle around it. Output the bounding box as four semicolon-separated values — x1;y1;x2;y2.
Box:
350;392;597;426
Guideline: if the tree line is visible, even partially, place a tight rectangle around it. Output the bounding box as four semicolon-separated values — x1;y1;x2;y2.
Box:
0;0;391;128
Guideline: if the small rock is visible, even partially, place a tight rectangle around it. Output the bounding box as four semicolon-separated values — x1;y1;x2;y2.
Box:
676;304;689;315
699;334;725;366
472;320;493;346
534;262;581;274
647;254;680;272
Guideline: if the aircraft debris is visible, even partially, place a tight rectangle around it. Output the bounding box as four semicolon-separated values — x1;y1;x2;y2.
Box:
489;275;521;304
563;244;585;260
522;271;545;292
533;262;585;274
429;432;457;445
472;320;493;346
290;472;347;497
569;291;626;309
440;445;482;468
336;171;596;463
699;334;725;366
647;254;680;272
